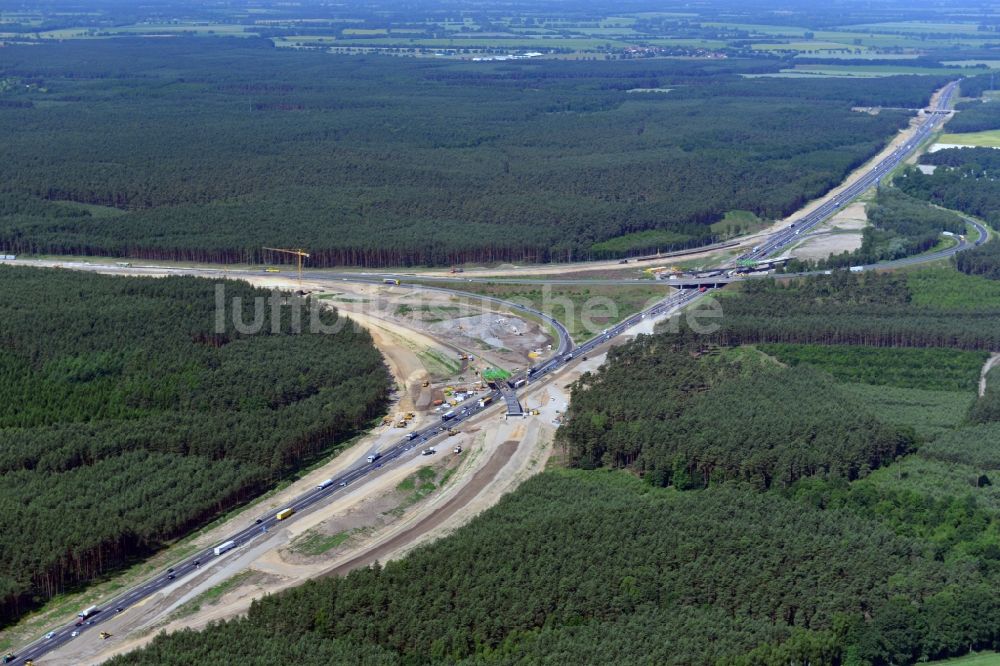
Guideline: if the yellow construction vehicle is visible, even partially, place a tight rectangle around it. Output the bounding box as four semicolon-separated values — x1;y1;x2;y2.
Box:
447;429;459;436
100;631;112;640
422;380;430;388
262;247;310;284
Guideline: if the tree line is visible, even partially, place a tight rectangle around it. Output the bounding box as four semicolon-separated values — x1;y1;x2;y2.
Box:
696;271;1000;350
897;151;1000;231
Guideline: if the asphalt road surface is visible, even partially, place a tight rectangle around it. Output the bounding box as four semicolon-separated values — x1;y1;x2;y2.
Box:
4;78;984;666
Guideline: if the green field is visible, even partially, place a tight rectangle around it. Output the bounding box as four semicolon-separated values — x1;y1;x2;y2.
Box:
590;230;694;255
710;210;769;236
791;64;964;77
757;344;988;392
830;383;973;438
907;266;1000;310
932;652;1000;665
841;21;990;35
317;36;633;50
752;41;859;52
700;21;810;36
864;454;1000;514
938;130;1000;148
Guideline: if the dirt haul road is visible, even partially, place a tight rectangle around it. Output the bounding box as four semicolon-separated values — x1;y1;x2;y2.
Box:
29;274;566;664
64;380;568;665
49;305;633;665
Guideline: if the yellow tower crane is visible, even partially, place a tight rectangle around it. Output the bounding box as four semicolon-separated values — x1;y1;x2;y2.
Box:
262;247;310;285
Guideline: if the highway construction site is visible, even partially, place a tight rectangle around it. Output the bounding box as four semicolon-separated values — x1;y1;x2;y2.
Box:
27;276;616;665
0;79;979;666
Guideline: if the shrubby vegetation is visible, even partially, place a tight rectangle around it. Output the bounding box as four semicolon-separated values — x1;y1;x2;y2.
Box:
906;266;1000;309
970;366;1000;424
838;383;973;438
0;267;389;625
859;189;965;258
0;39;945;265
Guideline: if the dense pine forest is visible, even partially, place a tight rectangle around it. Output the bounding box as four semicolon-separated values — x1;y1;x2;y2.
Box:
113;468;1000;666
0;267;390;625
557;334;914;488
955;240;1000;281
0;38;949;266
559;270;1000;482
110;472;1000;665
110;266;1000;664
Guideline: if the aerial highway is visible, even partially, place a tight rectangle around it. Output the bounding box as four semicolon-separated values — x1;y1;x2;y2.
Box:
739;79;960;264
3;77;985;666
7;273;703;666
